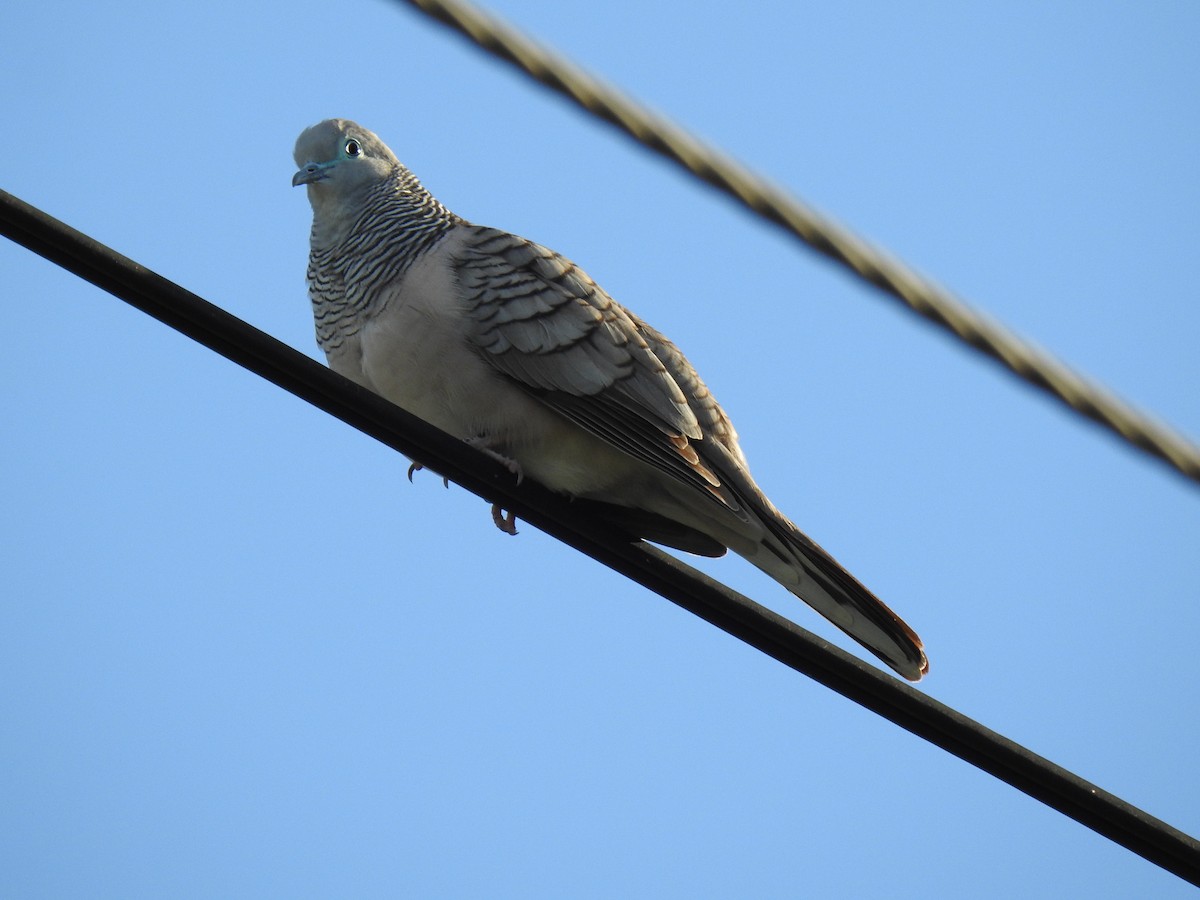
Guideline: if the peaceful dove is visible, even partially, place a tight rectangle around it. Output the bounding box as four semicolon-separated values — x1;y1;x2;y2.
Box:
293;118;927;680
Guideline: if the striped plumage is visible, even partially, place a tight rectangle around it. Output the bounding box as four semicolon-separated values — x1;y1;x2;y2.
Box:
304;166;459;354
293;118;928;681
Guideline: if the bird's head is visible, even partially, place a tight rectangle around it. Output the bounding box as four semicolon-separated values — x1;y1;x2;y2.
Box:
292;118;399;198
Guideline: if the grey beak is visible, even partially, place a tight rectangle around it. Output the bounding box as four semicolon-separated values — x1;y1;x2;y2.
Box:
292;161;332;186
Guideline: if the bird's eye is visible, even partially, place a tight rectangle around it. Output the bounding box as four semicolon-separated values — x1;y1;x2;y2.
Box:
345;139;362;157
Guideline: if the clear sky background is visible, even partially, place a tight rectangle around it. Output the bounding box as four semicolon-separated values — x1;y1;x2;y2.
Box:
3;1;1199;897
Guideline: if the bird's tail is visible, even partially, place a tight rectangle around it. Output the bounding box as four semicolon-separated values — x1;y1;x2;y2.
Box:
630;431;927;680
745;516;928;681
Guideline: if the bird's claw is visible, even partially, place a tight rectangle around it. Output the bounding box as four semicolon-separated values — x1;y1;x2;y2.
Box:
407;461;449;488
465;437;524;485
491;504;518;535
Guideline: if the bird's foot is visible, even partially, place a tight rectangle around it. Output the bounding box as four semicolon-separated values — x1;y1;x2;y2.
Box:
491;504;518;535
465;437;524;484
406;461;449;488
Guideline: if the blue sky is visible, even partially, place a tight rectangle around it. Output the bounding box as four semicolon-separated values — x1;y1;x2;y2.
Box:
3;1;1199;896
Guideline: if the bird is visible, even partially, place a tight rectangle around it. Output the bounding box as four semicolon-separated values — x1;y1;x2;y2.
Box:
293;118;928;681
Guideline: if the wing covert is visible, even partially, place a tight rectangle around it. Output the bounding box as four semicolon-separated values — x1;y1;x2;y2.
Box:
454;226;745;505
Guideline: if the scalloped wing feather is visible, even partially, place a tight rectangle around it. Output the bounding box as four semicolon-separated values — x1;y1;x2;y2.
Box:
454;226;741;494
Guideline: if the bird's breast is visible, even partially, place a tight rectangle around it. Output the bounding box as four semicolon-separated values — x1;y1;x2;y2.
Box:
348;256;646;500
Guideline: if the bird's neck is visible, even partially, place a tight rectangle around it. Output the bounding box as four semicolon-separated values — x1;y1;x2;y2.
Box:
309;168;458;257
305;168;461;355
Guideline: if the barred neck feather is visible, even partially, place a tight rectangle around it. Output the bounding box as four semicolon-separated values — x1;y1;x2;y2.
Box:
306;166;460;353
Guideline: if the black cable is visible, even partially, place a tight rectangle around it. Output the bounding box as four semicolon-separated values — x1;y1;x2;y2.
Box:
3;188;1198;885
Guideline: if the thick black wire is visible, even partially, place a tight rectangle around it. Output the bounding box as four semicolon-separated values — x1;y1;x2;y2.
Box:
3;188;1198;885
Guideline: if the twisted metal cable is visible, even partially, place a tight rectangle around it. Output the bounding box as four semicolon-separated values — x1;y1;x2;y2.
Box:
398;0;1200;487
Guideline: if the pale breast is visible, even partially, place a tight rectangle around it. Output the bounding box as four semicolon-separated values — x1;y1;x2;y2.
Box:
355;243;652;499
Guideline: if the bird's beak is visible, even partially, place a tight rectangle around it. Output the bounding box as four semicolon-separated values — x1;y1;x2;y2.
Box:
292;160;334;187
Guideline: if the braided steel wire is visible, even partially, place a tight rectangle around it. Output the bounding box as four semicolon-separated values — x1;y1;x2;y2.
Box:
399;0;1200;486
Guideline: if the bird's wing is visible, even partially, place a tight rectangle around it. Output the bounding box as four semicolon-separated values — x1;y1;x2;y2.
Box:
452;227;926;678
454;226;744;511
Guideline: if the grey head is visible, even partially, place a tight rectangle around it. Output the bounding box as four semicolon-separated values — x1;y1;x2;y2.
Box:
292;118;400;192
292;118;458;246
292;118;410;238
